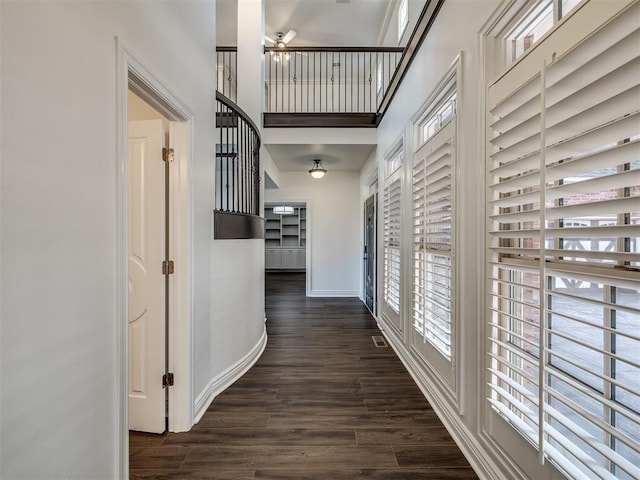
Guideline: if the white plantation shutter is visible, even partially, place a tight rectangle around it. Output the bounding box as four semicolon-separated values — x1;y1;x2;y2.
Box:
413;122;455;360
488;3;640;479
383;177;402;320
488;71;543;268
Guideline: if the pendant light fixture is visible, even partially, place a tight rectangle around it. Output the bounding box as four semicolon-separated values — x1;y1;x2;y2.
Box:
308;159;327;179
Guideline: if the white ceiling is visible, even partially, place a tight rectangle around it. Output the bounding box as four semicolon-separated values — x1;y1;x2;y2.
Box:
216;0;392;46
265;143;376;171
264;0;390;46
216;0;390;174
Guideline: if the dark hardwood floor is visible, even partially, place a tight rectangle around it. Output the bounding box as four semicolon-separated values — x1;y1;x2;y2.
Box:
130;272;478;479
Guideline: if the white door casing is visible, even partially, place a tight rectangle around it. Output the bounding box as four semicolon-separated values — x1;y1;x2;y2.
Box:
128;119;166;434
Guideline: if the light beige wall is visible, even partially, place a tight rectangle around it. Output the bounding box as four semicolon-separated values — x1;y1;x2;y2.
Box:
128;90;169;122
127;91;170;144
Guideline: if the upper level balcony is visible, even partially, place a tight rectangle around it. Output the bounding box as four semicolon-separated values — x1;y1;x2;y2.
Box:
215;0;445;129
217;46;404;128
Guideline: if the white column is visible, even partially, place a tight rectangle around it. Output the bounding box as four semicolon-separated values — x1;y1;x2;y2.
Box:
236;0;265;128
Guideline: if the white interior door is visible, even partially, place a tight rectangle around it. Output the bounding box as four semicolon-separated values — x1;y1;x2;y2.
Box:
128;119;166;433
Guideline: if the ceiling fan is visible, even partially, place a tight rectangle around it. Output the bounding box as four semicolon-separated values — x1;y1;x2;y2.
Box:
265;30;297;49
265;30;298;62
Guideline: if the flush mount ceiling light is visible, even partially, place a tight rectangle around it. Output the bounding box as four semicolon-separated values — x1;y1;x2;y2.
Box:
273;205;294;215
308;159;327;179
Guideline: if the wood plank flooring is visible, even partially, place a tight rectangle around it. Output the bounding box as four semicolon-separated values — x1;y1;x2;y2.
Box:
130;272;478;479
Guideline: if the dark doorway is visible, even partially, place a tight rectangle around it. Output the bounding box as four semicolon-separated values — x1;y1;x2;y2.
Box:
364;194;376;315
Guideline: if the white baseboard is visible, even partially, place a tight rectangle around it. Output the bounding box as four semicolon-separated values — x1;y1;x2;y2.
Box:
379;325;528;480
308;289;360;297
192;326;267;423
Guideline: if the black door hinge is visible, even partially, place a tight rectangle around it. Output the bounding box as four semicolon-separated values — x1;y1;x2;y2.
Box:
162;372;174;388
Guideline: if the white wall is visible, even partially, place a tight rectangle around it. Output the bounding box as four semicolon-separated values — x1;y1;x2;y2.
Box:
236;0;264;124
261;146;281;191
373;0;575;479
0;1;265;478
377;0;555;479
379;0;426;46
358;149;378;302
264;126;376;145
265;171;361;296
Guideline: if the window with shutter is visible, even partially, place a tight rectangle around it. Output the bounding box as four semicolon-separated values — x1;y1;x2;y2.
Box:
383;177;402;327
487;3;640;479
382;137;404;330
413;90;456;364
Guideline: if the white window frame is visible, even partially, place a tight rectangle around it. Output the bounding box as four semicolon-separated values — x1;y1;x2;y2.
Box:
504;0;586;65
385;138;404;178
419;88;456;146
398;0;409;43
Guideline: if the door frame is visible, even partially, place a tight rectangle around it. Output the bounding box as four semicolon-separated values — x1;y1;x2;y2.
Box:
263;199;312;295
116;38;194;478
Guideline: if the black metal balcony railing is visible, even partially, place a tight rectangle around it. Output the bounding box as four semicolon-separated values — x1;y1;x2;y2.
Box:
264;47;403;114
215;91;260;216
215;46;403;115
216;47;237;103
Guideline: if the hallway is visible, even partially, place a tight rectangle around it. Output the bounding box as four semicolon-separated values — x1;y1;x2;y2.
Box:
129;273;478;479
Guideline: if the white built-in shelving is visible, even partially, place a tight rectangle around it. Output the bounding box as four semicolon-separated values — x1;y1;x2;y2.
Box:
264;204;306;270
